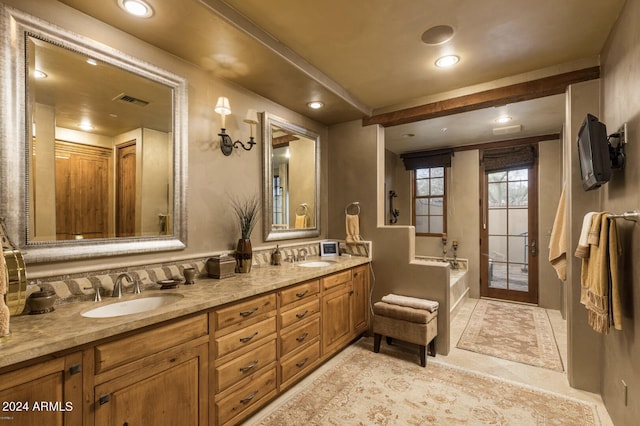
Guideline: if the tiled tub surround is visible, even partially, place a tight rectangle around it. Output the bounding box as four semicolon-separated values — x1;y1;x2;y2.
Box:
1;244;370;370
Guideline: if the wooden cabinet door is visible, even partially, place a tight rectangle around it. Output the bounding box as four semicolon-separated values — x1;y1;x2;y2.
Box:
0;352;83;426
94;343;207;426
322;286;351;355
351;265;369;335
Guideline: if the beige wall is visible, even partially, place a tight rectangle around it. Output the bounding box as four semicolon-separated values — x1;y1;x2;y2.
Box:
329;121;452;355
598;0;640;422
8;0;329;279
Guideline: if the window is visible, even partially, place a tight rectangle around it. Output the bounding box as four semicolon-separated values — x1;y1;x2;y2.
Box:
413;167;446;235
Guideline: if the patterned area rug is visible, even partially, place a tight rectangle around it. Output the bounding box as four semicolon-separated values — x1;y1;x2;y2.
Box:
249;339;597;425
457;299;564;371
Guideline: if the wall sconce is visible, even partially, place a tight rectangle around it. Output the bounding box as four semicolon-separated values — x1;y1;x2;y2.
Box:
215;96;258;156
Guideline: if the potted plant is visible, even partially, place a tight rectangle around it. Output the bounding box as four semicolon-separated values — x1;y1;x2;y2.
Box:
230;194;260;273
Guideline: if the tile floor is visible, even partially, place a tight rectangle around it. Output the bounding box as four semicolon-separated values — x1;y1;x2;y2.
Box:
445;297;613;426
248;297;614;425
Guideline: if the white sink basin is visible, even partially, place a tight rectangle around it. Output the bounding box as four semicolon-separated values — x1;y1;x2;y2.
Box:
81;294;183;318
297;260;338;268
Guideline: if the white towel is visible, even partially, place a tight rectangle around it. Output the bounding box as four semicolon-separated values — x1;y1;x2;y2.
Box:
381;294;439;312
574;212;598;258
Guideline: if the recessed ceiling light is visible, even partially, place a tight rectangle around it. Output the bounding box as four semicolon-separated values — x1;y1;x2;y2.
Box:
79;120;94;131
440;127;448;132
118;0;154;18
34;70;47;79
435;55;460;68
307;101;324;110
495;115;512;124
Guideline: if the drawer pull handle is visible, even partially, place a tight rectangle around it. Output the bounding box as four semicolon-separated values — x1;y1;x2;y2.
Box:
296;357;309;368
296;310;308;319
239;331;259;343
69;364;82;375
98;394;111;405
295;290;308;298
239;307;258;317
239;360;259;372
296;332;309;342
240;390;259;404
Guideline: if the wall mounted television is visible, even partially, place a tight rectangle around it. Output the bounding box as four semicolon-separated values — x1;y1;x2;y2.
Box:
577;113;610;191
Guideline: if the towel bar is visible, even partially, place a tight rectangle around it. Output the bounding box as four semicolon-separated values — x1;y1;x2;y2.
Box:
607;210;639;222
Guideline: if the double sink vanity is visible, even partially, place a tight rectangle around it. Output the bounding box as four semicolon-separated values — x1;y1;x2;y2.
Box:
0;256;370;425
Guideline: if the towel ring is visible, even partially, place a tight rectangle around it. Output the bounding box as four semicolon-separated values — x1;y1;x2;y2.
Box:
345;202;360;215
295;203;309;216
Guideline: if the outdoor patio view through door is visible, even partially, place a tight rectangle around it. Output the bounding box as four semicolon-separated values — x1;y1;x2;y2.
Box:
480;156;539;304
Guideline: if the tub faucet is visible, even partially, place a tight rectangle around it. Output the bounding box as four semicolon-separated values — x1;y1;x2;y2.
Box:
112;273;141;298
297;248;308;261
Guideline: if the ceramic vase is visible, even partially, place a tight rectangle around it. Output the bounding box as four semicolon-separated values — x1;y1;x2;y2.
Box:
236;238;253;273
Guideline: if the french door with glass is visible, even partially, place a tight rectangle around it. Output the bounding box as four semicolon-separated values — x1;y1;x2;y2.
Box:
480;166;538;304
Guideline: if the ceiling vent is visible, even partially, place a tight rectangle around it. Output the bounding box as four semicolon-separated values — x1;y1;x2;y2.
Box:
492;124;522;135
113;93;150;107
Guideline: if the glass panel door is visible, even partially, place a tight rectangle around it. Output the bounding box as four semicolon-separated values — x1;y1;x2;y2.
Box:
481;167;538;303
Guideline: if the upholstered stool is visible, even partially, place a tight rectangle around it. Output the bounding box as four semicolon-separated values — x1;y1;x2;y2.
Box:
373;301;438;367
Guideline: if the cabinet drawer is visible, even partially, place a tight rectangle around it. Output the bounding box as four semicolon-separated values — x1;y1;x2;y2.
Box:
216;366;277;426
215;316;276;359
280;317;320;357
279;297;320;329
95;314;208;374
280;341;320;385
279;280;319;307
216;338;276;393
321;270;351;291
215;293;276;331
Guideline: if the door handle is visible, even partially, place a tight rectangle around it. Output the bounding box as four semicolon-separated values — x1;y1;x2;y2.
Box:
530;240;537;257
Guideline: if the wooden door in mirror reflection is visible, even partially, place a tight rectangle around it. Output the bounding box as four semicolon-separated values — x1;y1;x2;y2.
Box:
117;143;136;237
54;141;110;240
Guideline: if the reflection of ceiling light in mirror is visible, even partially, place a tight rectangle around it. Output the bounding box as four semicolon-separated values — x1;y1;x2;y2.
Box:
87;58;98;66
495;115;512;124
34;70;47;79
79;120;94;131
307;101;324;110
118;0;154;18
435;55;459;68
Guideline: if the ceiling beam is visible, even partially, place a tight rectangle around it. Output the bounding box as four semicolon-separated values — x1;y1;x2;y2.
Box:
199;0;372;117
363;67;600;128
452;133;561;153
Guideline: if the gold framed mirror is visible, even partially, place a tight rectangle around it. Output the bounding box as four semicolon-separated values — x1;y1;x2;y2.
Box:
262;113;320;241
0;5;188;263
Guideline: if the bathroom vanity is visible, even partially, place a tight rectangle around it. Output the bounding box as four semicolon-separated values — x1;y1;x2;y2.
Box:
0;257;370;425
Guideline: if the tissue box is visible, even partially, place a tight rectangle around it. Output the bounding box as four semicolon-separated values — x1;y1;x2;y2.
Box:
207;255;236;279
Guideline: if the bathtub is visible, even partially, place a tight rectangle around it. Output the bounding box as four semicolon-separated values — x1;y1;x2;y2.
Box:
414;256;469;319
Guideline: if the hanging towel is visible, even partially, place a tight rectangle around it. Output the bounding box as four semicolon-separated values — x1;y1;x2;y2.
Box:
381;294;439;312
295;214;308;229
574;212;598;258
548;186;567;281
346;214;360;243
576;212;622;334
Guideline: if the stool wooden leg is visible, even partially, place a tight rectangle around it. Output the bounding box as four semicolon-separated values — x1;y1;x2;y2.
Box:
374;333;382;353
419;345;427;367
429;338;436;357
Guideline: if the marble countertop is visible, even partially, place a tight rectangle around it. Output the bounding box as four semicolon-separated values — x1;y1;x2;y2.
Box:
0;256;370;370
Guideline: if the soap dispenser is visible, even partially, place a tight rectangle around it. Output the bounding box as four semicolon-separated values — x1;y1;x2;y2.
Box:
272;245;282;266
